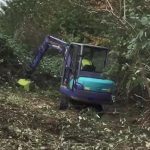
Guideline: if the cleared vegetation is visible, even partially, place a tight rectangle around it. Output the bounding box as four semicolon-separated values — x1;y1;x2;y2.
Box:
0;86;149;150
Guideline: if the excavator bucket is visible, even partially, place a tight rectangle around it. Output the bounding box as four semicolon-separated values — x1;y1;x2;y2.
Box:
17;79;31;91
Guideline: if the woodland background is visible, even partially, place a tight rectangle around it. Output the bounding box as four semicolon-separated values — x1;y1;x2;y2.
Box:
0;0;150;149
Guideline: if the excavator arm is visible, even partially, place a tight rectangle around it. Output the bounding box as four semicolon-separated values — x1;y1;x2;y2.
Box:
28;35;68;72
18;35;69;90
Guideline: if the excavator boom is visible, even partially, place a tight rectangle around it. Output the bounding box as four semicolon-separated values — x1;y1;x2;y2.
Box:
29;35;68;71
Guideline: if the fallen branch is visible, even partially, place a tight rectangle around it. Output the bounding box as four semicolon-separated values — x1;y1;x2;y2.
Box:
134;94;150;102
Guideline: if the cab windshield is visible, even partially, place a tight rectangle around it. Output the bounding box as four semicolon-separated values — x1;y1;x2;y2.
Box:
81;46;108;73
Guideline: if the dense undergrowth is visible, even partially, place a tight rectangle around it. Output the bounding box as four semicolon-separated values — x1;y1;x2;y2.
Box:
0;33;63;81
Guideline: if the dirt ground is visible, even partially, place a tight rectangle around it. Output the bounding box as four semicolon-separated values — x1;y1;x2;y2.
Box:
0;87;149;150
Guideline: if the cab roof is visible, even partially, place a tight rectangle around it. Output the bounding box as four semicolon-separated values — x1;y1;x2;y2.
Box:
71;42;109;50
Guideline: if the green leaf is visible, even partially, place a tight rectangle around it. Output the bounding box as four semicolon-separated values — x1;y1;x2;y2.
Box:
141;17;149;25
138;30;144;40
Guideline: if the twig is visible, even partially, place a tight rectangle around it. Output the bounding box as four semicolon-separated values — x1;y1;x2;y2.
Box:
98;111;120;115
119;0;122;16
106;0;114;11
123;0;126;20
105;0;135;31
134;94;150;101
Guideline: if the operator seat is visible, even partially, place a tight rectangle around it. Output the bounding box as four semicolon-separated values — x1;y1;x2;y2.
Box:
81;59;95;72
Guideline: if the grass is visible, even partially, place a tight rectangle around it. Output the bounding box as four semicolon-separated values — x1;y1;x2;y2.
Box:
0;86;149;150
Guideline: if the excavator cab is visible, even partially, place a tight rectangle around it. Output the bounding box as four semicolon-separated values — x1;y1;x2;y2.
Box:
60;43;115;108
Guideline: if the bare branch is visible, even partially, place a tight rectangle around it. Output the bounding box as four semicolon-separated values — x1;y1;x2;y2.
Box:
106;0;114;11
134;94;150;102
68;0;135;32
105;0;135;31
123;0;126;20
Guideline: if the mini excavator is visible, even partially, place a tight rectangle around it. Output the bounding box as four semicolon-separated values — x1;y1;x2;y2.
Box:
18;35;116;110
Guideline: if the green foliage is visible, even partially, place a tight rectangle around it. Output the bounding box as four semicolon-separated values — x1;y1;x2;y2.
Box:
102;0;150;98
0;33;28;65
38;55;63;77
0;0;86;48
0;0;149;98
0;33;30;84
